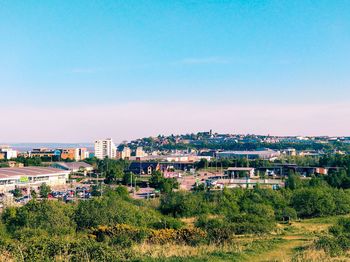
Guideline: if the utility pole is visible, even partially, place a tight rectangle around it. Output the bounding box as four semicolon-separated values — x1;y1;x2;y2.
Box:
131;173;133;193
134;176;137;196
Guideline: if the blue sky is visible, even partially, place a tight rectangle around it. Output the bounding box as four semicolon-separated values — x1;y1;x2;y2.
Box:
1;1;350;142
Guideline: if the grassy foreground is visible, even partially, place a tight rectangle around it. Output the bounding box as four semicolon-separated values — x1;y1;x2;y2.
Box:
133;215;349;262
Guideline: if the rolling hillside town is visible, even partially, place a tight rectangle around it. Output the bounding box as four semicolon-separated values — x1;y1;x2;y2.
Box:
0;131;350;204
2;132;350;260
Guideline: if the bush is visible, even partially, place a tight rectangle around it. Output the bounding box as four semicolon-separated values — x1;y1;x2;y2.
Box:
151;216;184;230
160;191;211;218
2;200;75;235
148;227;206;246
196;216;235;244
316;236;343;257
92;224;206;246
74;194;169;229
291;188;336;218
93;224;149;246
316;218;350;256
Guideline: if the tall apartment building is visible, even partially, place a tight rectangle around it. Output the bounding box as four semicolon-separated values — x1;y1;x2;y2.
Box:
94;138;117;159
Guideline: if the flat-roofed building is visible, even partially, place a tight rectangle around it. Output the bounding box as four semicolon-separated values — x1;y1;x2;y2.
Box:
52;162;93;173
0;146;18;160
0;167;70;193
60;148;76;160
217;149;280;160
225;167;257;178
94;138;117;159
30;148;61;158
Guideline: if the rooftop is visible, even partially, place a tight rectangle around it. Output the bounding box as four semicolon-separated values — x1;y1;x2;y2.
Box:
0;166;68;179
226;167;255;171
54;162;92;170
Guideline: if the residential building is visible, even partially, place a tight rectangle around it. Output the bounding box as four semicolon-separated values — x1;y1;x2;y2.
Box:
118;146;131;160
136;147;146;158
94;138;117;159
127;162;160;175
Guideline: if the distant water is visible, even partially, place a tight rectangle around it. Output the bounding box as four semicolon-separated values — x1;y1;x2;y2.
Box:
0;143;94;152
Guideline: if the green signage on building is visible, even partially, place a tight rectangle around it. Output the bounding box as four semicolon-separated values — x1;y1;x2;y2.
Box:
19;176;29;183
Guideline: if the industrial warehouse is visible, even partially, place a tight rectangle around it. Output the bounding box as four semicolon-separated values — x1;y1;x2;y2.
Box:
0;167;70;193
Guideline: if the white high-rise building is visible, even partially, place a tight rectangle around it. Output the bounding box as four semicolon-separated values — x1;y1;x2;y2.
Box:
94;138;117;159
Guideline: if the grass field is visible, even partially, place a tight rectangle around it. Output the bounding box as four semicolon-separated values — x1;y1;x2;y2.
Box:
134;215;350;262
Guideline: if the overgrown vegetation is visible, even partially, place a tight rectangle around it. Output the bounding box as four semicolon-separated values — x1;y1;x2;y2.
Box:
1;176;350;261
1;154;350;260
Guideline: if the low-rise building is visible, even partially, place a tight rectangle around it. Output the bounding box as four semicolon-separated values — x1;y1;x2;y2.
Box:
7;161;24;168
217;149;280;160
0;146;18;160
0;167;70;193
60;148;89;161
135;147;146;158
225;167;257;178
51;162;93;173
30;148;61;158
127;162;160;175
60;148;76;160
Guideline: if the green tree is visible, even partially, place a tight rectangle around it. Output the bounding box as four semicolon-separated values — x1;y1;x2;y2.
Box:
30;189;37;199
12;187;23;198
291;187;336;218
150;171;179;193
285;172;302;190
39;183;51;198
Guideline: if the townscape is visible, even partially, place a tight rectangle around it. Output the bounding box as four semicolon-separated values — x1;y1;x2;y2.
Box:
2;1;350;261
1;132;350;260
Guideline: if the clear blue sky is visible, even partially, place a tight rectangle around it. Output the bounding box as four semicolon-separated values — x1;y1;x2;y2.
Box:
1;1;350;142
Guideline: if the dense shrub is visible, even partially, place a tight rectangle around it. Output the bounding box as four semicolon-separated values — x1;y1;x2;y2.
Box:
92;224;206;246
160;191;211;217
148;227;206;246
196;216;236;244
0;235;135;261
316;218;350;256
92;224;149;247
2;200;75;235
291;188;336;218
75;193;168;229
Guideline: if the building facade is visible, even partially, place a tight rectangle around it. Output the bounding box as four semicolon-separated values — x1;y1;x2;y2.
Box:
0;167;70;193
0;146;18;160
94;138;117;159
